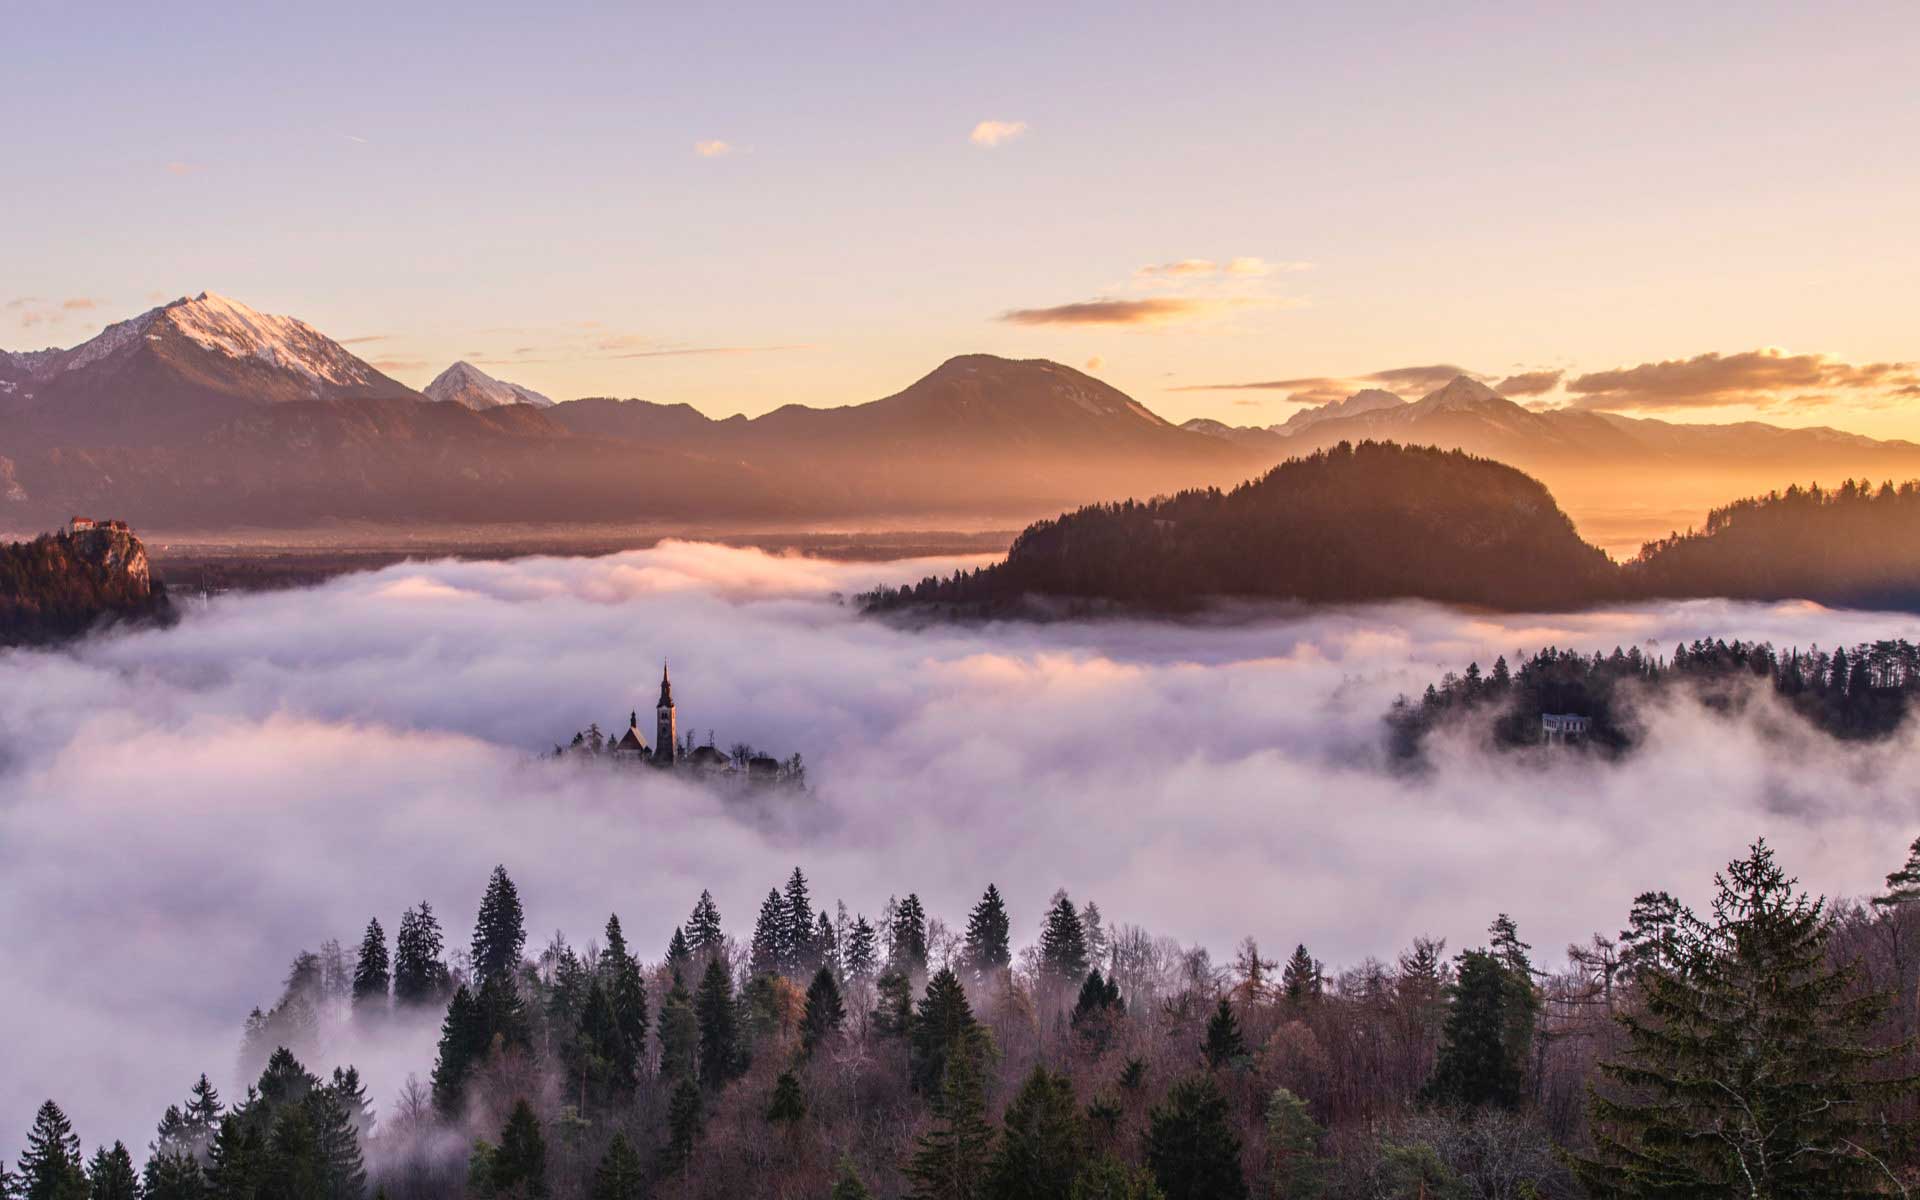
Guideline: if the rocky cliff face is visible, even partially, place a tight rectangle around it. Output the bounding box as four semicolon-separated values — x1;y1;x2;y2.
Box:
68;525;153;595
0;522;168;644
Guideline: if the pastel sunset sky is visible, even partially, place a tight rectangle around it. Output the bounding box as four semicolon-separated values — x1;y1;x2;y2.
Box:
6;1;1918;434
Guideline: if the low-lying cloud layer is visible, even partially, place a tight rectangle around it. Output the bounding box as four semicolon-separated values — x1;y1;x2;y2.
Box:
4;541;1919;1158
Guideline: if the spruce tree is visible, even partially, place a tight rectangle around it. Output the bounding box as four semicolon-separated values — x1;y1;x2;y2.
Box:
873;967;914;1039
784;867;817;974
351;918;390;1016
600;914;648;1091
830;1156;876;1200
1264;1088;1328;1200
984;1066;1083;1200
1070;971;1123;1051
1069;1155;1165;1199
588;1134;644;1200
845;916;879;981
309;1085;367;1200
656;973;699;1082
1874;835;1920;909
392;903;451;1007
695;957;741;1088
1421;949;1524;1109
910;968;979;1094
489;1100;548;1199
1573;841;1911;1197
1039;893;1089;984
471;866;527;987
17;1100;87;1200
801;965;848;1055
1201;997;1247;1070
904;1038;996;1200
765;1071;807;1125
892;895;930;974
964;885;1013;978
659;1080;704;1183
260;1106;323;1200
431;986;487;1116
204;1115;264;1200
686;890;724;959
749;888;789;978
1143;1074;1247;1200
140;1148;206;1200
1280;944;1320;1003
86;1143;139;1200
184;1076;223;1144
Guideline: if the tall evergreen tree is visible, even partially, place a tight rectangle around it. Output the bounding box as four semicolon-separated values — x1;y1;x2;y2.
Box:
85;1143;139;1200
184;1076;223;1144
656;973;699;1082
588;1134;644;1200
431;986;487;1117
1070;971;1123;1052
1573;841;1911;1197
984;1066;1083;1200
141;1148;206;1200
658;1080;704;1183
1201;998;1248;1070
904;1038;995;1200
665;926;692;975
765;1071;807;1126
685;890;724;959
488;1100;548;1200
1280;944;1320;1003
1039;893;1089;984
204;1115;265;1200
891;895;930;974
845;916;879;981
1421;949;1526;1109
910;968;980;1094
1874;835;1920;909
471;866;527;987
17;1100;87;1200
260;1106;324;1200
695;958;741;1088
801;965;848;1055
749;888;789;978
815;910;841;976
351;919;390;1015
599;914;648;1091
1264;1088;1328;1200
392;903;451;1008
1143;1074;1247;1200
964;885;1013;978
784;867;817;974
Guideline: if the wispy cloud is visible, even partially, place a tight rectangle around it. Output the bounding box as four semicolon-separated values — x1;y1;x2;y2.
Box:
1566;348;1920;411
343;134;369;145
998;297;1268;327
969;119;1028;148
1134;256;1310;283
6;296;106;329
694;140;734;158
370;358;428;372
338;334;391;346
1495;370;1564;397
1172;364;1481;404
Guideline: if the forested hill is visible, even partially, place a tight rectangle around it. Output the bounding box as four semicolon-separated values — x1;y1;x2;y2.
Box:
0;524;171;645
866;442;1619;614
1627;478;1920;609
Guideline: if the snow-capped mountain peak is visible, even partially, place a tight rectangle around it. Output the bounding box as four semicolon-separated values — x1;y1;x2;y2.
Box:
423;360;554;409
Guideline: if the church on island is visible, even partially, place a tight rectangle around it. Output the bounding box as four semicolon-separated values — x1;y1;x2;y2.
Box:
559;663;804;788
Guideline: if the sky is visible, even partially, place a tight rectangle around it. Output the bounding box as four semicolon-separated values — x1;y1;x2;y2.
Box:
4;1;1920;434
5;541;1920;1156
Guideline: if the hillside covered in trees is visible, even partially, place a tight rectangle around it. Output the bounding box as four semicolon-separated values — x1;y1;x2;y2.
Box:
1389;635;1920;761
864;442;1920;617
0;523;171;645
13;841;1920;1199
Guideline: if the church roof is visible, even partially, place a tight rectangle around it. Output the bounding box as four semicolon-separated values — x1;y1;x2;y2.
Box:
614;725;649;753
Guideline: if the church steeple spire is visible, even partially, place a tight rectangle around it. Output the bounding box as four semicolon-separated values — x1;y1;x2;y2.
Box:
658;660;673;708
654;660;677;765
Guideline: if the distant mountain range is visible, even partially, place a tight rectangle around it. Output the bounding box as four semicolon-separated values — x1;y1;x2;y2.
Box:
0;295;1250;530
3;294;1917;538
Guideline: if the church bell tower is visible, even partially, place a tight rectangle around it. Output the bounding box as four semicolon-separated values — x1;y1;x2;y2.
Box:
654;662;677;764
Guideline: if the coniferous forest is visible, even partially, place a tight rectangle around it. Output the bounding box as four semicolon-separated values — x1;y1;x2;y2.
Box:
0;527;171;645
1389;635;1920;760
864;442;1920;617
13;844;1920;1199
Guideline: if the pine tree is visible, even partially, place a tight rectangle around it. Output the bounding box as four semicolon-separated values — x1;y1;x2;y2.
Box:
431;986;487;1116
686;890;724;959
695;958;741;1088
1280;944;1320;1004
784;867;817;974
141;1148;206;1200
1265;1088;1328;1200
815;910;841;976
599;914;648;1092
85;1143;139;1200
964;885;1013;978
309;1084;367;1200
327;1067;374;1146
984;1066;1083;1200
846;916;879;981
656;973;699;1082
17;1100;87;1200
351;918;390;1015
873;967;914;1039
665;927;692;975
1421;949;1525;1109
1039;893;1089;984
1201;997;1247;1070
801;965;848;1055
910;968;979;1094
904;1039;996;1200
260;1105;324;1200
1143;1074;1247;1200
749;888;789;978
487;1100;547;1199
1617;891;1684;977
1573;841;1912;1197
392;903;451;1008
1874;835;1920;909
658;1080;704;1182
588;1134;644;1200
471;866;527;987
892;894;930;974
204;1115;264;1200
765;1071;807;1125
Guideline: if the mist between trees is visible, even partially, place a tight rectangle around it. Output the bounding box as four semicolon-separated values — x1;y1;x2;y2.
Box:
13;841;1920;1199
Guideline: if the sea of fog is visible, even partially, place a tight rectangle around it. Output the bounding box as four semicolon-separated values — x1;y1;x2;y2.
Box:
4;539;1920;1158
